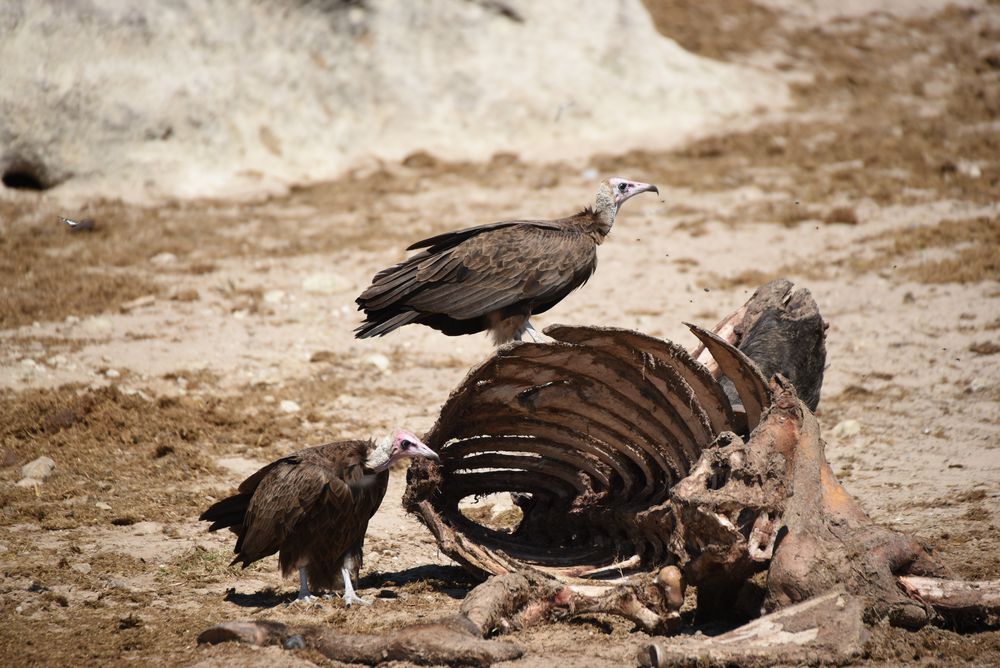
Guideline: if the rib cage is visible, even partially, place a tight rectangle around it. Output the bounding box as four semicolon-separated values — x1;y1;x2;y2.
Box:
404;324;772;581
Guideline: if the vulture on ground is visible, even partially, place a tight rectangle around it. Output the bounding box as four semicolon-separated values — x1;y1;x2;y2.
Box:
355;177;659;344
200;430;439;605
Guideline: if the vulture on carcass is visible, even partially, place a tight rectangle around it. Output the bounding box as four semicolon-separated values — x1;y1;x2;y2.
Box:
200;430;439;605
355;177;659;344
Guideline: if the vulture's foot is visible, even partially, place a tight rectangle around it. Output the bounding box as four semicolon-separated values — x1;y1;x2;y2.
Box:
343;592;372;607
522;320;554;344
288;594;321;606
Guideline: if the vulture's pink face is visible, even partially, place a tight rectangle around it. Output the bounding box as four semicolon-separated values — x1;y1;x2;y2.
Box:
390;430;440;463
608;178;659;208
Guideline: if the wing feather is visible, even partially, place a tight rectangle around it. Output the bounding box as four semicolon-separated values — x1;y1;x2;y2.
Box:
357;214;599;337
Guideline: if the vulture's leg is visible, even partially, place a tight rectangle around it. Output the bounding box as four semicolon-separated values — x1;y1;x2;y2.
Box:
522;320;554;344
296;568;317;602
341;565;371;607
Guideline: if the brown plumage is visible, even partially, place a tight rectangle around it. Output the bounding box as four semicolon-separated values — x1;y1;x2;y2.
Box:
200;430;438;604
355;177;659;344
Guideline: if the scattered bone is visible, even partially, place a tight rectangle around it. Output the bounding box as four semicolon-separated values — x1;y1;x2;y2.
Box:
639;589;866;668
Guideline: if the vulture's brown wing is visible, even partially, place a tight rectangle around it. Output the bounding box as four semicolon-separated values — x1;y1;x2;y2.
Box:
234;458;351;566
234;442;383;573
370;224;596;322
406;219;564;252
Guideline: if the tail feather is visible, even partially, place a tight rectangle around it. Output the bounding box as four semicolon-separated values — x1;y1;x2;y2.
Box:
355;310;421;339
200;493;252;533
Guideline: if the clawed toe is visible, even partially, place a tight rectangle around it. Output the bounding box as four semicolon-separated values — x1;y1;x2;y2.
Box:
343;593;372;607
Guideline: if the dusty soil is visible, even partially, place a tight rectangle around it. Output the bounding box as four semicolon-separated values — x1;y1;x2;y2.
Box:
1;2;998;666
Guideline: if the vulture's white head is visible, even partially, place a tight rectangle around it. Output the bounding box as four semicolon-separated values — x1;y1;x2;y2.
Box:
605;177;659;208
369;430;439;472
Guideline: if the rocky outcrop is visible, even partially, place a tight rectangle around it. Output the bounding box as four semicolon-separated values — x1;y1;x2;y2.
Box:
0;0;787;201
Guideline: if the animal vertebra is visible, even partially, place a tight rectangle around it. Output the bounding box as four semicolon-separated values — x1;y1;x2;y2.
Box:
355;178;659;344
201;430;439;605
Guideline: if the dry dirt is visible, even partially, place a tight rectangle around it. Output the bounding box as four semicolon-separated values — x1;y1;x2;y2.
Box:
1;2;999;666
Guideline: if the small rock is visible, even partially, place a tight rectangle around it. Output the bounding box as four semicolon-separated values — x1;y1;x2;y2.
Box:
71;562;92;575
262;289;285;304
130;521;163;536
20;358;37;369
302;272;351;295
310;350;337;363
832;419;862;438
95;501;112;511
48;354;68;367
967;378;989;393
65;315;80;325
22;456;55;481
279;400;301;413
83;317;113;334
824;207;859;225
105;369;121;379
171;288;200;302
0;543;7;554
150;252;177;266
957;161;982;179
363;353;391;372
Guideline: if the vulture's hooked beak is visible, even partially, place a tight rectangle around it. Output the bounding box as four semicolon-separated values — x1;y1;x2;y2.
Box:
413;441;441;463
615;180;660;207
636;182;659;197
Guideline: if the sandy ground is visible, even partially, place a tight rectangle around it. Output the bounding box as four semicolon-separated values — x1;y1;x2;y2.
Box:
1;2;999;665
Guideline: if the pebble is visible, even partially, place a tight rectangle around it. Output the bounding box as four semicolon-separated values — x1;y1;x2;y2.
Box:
95;501;112;511
832;419;862;438
363;353;391;372
262;289;285;304
71;562;92;575
130;521;162;536
20;358;37;368
302;272;351;295
967;378;989;393
150;252;177;266
83;317;113;334
22;456;55;481
279;400;301;413
957;161;982;179
48;354;68;367
105;369;121;379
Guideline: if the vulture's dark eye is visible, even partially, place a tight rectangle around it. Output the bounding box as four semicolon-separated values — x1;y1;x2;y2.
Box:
618;183;627;193
400;439;413;449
